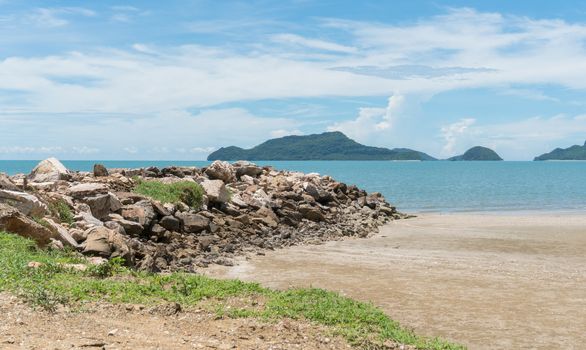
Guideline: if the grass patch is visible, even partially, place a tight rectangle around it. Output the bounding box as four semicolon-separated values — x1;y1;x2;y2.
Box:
48;199;74;225
0;231;464;350
133;179;204;208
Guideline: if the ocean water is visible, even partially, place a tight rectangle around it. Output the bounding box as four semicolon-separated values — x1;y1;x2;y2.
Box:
1;160;585;213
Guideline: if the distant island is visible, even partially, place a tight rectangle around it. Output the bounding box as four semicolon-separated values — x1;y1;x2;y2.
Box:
534;140;586;160
447;146;503;161
207;131;436;161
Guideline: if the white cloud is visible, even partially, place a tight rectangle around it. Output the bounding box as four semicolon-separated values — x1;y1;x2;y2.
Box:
28;7;96;28
327;93;404;141
0;108;299;160
440;118;476;156
271;34;357;53
439;115;586;159
269;129;303;138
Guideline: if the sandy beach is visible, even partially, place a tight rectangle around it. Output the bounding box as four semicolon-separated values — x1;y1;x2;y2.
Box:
206;213;586;349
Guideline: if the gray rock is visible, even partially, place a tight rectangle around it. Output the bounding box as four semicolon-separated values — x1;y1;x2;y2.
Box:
43;218;79;248
121;200;156;228
0;190;48;217
68;183;108;199
84;192;122;220
201;179;230;204
112;216;144;236
234;161;263;178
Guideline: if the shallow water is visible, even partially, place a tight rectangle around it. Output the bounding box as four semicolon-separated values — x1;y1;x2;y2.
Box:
1;160;585;213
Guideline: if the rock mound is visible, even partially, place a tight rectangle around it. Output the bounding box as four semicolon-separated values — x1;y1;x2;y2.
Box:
0;158;405;272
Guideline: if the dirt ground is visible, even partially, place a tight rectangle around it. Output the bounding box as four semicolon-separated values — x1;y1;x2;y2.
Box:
206;213;586;350
0;293;352;350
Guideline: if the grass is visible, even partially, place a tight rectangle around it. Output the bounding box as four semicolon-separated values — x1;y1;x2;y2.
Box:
133;179;204;208
48;199;74;225
0;231;464;350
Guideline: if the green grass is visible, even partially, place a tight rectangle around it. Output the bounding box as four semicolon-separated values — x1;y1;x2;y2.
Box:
48;199;74;225
0;231;464;350
133;179;204;208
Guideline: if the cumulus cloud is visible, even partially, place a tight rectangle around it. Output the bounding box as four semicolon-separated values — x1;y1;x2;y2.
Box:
327;93;404;141
440;118;476;156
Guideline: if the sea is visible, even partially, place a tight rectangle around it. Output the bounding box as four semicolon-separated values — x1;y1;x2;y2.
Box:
1;160;585;213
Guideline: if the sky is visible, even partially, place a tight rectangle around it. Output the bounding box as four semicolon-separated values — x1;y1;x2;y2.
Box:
2;0;586;160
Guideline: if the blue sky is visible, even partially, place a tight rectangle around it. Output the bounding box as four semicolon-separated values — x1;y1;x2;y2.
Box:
2;1;586;160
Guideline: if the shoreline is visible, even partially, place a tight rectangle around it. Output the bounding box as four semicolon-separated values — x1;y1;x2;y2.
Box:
205;212;586;349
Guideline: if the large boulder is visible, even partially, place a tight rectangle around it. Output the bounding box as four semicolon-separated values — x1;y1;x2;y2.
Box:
175;212;210;233
159;215;182;232
93;164;109;177
83;192;122;220
0;173;19;191
109;214;144;236
0;190;48;217
82;226;131;261
204;161;236;183
68;183;108;199
121;200;156;228
233;161;263;178
298;204;325;222
0;203;55;246
201;179;230;204
28;158;70;183
43;218;79;248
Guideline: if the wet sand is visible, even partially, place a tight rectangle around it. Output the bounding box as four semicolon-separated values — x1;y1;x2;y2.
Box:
206;213;586;349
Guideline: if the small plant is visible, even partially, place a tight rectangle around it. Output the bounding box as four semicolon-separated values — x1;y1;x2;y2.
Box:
133;180;204;208
32;216;51;229
21;285;68;312
85;257;125;278
48;199;74;225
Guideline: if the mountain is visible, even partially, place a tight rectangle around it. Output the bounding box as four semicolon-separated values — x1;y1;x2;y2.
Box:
534;140;586;160
447;146;503;161
207;131;437;161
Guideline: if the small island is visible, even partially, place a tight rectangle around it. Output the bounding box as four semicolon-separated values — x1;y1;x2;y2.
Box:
208;131;436;161
534;140;586;160
447;146;503;161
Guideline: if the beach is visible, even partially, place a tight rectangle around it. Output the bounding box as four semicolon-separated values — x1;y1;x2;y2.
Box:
206;212;586;349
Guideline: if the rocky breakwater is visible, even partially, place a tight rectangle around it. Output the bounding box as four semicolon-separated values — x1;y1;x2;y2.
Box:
0;158;405;271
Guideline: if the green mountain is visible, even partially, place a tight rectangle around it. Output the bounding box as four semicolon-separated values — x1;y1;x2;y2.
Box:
207;131;436;161
447;146;503;161
534;140;586;160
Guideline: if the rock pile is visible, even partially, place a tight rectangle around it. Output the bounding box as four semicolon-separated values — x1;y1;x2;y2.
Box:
0;159;404;271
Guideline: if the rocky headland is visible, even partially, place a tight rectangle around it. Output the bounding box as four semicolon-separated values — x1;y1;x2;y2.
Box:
0;158;404;272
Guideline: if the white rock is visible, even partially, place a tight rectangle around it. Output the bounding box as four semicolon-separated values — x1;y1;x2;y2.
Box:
28;158;70;183
201;179;230;203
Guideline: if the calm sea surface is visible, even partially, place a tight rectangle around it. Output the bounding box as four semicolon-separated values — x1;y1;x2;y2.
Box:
1;160;585;213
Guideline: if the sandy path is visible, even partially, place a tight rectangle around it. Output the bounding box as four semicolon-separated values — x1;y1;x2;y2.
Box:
206;213;586;350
